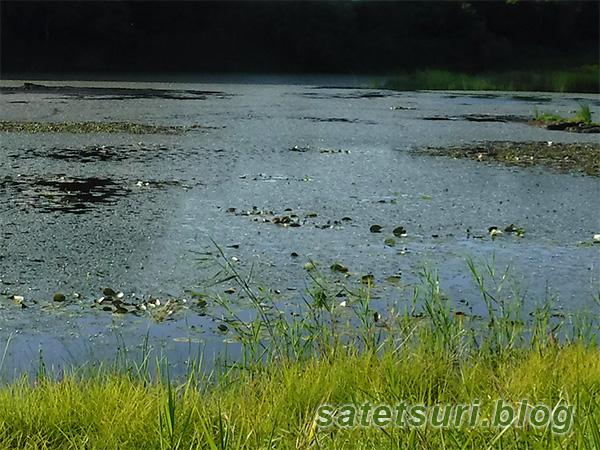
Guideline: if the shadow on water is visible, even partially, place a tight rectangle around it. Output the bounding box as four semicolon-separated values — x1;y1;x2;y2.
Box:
2;175;125;214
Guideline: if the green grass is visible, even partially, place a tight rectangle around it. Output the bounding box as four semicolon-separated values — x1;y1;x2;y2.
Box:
384;66;600;93
0;254;598;449
575;104;593;124
1;343;597;449
534;104;597;126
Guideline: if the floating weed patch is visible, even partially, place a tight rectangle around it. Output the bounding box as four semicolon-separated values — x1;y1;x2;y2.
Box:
422;141;600;176
0;120;184;134
4;284;208;324
227;205;352;230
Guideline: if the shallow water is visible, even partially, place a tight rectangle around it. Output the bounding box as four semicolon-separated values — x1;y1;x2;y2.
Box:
0;76;598;374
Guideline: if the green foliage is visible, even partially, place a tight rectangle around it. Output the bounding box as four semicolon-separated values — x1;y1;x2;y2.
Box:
576;103;593;124
533;106;564;122
533;103;596;126
0;256;598;449
385;66;600;93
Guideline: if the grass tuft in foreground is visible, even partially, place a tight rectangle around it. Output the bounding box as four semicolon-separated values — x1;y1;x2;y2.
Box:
0;254;598;449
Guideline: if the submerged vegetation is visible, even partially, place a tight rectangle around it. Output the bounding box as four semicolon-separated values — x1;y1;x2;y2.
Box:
384;66;600;93
0;253;598;449
0;120;183;134
423;141;600;177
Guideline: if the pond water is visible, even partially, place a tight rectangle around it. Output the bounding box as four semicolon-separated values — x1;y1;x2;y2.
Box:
0;75;598;375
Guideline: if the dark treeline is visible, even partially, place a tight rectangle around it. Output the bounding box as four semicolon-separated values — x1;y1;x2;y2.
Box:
1;1;598;74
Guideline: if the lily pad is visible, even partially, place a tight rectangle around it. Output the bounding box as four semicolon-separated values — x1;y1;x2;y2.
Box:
196;299;208;308
53;293;66;302
490;229;502;240
393;226;407;237
370;224;383;233
385;275;402;284
331;263;348;273
153;299;182;322
304;262;316;271
504;224;525;237
361;274;375;286
384;237;396;247
103;287;117;297
114;303;128;314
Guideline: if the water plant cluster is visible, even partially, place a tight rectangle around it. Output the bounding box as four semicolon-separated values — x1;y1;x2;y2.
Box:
0;250;598;449
0;120;183;134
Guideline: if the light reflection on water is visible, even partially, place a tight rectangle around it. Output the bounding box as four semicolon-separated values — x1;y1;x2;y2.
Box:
0;76;598;376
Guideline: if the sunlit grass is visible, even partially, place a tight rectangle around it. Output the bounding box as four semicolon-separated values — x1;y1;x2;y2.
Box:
0;345;598;448
0;253;598;449
534;103;597;125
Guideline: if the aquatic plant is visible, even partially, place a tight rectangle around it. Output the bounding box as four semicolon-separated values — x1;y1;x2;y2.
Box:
0;120;183;134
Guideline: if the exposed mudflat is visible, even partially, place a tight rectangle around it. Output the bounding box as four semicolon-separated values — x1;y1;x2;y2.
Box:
0;76;598;373
422;141;600;176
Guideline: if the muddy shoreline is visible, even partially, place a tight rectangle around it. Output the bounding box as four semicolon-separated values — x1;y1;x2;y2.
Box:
421;141;600;176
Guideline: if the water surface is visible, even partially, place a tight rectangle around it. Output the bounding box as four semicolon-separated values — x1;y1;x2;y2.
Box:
1;76;598;373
